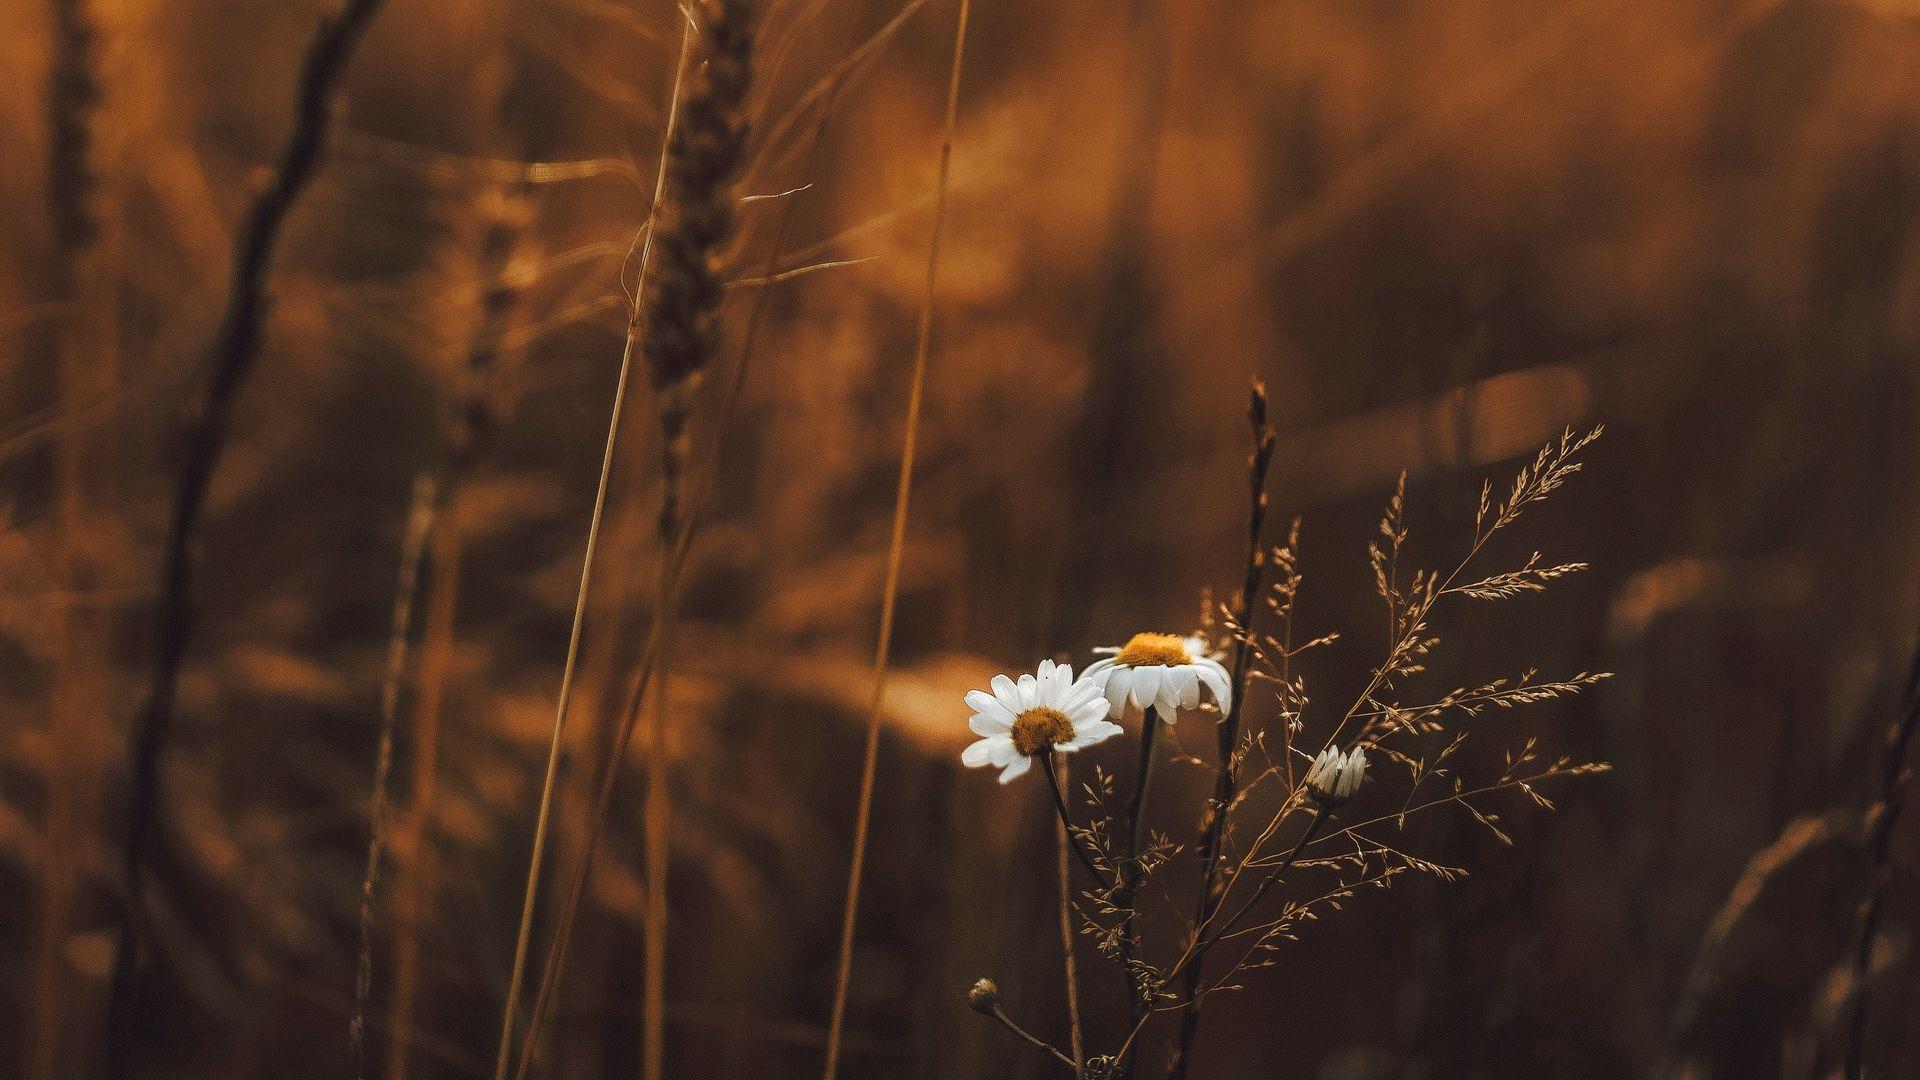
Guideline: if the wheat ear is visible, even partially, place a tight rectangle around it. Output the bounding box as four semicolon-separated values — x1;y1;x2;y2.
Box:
633;5;756;1076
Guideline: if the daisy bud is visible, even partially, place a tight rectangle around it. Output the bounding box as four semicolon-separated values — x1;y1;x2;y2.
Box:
966;977;1000;1014
1304;745;1367;807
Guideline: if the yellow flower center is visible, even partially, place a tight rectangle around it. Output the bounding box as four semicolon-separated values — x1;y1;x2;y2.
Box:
1114;632;1193;668
1010;707;1075;756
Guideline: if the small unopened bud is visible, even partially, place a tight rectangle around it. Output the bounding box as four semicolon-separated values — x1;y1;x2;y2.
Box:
966;977;1000;1013
1083;1055;1120;1079
1304;745;1366;807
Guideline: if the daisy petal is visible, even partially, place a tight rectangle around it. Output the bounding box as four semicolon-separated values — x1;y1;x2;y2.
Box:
1131;668;1162;711
1105;668;1134;716
1196;661;1232;713
1174;667;1200;709
1070;699;1110;725
1157;687;1183;720
991;674;1022;712
989;738;1022;767
998;755;1033;784
1061;679;1104;713
1067;720;1123;749
970;712;1011;736
966;690;1016;725
962;737;999;767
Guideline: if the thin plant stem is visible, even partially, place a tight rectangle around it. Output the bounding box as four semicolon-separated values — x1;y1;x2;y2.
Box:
384;485;463;1080
513;544;678;1080
1106;806;1328;1068
350;474;437;1080
635;0;757;1065
1657;809;1848;1067
1040;752;1103;883
487;21;695;1080
38;2;106;1072
642;547;675;1080
388;165;534;1080
1188;806;1327;962
104;2;387;1074
984;1005;1078;1072
1116;705;1161;1020
1053;756;1085;1074
513;0;866;1070
819;2;970;1077
512;99;814;1080
1842;635;1920;1080
1169;383;1275;1079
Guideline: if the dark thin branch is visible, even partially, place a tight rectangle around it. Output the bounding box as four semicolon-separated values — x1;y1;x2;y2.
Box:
1843;633;1920;1080
104;2;388;1074
1169;380;1276;1079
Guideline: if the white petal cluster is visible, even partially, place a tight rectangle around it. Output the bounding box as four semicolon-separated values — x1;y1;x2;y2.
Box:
1304;745;1367;806
1083;633;1232;722
961;660;1123;785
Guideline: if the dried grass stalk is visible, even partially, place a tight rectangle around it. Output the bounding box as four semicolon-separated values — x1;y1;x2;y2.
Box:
821;2;971;1078
37;3;106;1077
634;6;755;1077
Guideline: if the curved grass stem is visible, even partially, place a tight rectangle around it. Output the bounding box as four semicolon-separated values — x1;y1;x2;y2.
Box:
1040;752;1104;883
819;2;970;1077
487;20;695;1080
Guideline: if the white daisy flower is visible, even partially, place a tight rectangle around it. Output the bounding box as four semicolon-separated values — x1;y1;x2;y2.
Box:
1082;632;1232;722
961;660;1124;785
1304;745;1367;807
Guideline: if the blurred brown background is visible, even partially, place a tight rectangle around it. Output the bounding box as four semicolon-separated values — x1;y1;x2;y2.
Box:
3;0;1919;1077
